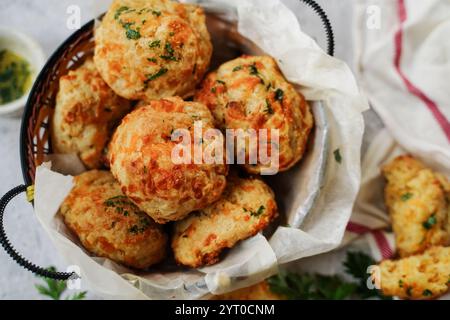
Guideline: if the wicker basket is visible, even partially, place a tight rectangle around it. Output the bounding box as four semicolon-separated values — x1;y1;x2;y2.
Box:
1;0;334;281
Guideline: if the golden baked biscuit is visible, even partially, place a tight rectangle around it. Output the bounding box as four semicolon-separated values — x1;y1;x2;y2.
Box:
214;281;283;300
172;173;278;268
94;0;212;101
383;155;450;257
60;170;167;269
108;97;228;224
52;58;131;169
378;246;450;300
194;55;313;174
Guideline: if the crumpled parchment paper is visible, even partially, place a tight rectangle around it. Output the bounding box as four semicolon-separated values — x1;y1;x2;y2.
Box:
33;0;368;299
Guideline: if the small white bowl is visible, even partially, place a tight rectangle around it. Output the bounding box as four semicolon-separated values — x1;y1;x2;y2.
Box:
0;28;46;117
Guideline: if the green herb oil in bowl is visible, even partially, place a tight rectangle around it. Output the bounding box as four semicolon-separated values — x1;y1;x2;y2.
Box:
0;49;32;105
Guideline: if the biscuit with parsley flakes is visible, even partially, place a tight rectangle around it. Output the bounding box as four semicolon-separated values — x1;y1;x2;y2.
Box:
382;155;450;257
378;246;450;300
172;173;278;268
194;55;313;174
52;58;131;169
108;97;228;224
60;170;167;269
94;0;211;101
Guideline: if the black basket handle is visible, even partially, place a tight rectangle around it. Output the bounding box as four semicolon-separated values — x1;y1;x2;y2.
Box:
300;0;335;56
0;185;76;280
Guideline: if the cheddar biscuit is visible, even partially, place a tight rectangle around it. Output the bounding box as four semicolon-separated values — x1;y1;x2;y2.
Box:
172;173;278;268
383;155;450;257
52;58;131;168
108;97;228;223
378;246;450;300
94;0;212;101
195;55;313;174
60;170;167;269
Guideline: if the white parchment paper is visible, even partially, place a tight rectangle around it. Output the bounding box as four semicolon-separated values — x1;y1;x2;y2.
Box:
33;0;368;299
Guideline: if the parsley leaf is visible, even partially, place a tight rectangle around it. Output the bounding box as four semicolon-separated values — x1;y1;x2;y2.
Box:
67;291;88;300
125;27;140;40
423;289;433;297
35;280;66;300
160;55;178;61
422;214;437;230
248;63;265;84
128;218;151;234
104;195;129;207
343;252;392;300
121;22;140;40
249;64;258;75
145;67;168;83
129;225;139;234
333;148;342;164
34;267;87;300
165;42;174;55
268;272;314;299
149;40;161;48
264;99;274;115
114;6;129;20
274;88;284;101
343;251;374;281
314;275;358;299
249;205;265;217
159;42;178;61
268;272;357;300
267;251;393;300
400;192;413;201
104;196;134;217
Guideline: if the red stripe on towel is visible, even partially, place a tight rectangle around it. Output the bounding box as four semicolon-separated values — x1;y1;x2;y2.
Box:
394;0;450;142
372;230;394;259
346;222;394;259
346;221;371;234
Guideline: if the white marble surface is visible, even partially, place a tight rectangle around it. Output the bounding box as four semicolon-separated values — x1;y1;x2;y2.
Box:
0;0;382;299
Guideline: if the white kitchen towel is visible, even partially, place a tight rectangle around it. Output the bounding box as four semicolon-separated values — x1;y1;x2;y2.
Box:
343;129;400;260
354;0;450;174
347;0;450;260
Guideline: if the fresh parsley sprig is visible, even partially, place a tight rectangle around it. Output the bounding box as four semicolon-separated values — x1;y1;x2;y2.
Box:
343;252;392;300
35;267;87;300
268;252;392;300
268;272;357;300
